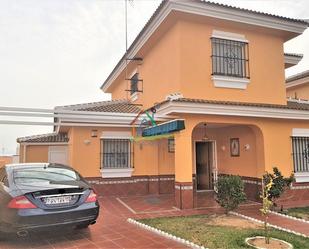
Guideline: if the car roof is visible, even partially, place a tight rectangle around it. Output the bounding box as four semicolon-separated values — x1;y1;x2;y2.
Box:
4;163;72;171
5;163;49;168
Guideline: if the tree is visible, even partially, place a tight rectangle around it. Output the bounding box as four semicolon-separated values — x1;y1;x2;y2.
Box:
263;167;294;208
216;175;247;214
260;177;274;244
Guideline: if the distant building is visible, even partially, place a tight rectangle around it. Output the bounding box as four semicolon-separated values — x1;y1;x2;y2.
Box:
0;156;13;167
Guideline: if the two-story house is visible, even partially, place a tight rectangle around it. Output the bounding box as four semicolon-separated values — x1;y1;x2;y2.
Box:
17;0;309;209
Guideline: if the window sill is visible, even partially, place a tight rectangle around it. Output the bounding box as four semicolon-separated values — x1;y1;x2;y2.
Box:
130;92;138;102
100;168;134;178
294;172;309;183
212;75;250;89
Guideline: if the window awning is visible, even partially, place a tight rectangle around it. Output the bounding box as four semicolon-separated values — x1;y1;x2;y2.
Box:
142;119;185;137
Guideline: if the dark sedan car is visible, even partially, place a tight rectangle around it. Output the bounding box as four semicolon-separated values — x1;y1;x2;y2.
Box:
0;163;99;236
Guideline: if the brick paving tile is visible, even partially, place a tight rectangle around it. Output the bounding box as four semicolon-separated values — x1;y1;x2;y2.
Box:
0;197;193;249
1;195;293;249
238;205;309;236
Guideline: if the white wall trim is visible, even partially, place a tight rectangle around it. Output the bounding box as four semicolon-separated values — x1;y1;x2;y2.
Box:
101;0;307;92
130;92;139;102
284;54;303;68
292;128;309;137
100;168;134;178
157;101;309;120
212;75;250;89
100;131;132;139
294;172;309;183
286;76;309;89
20;142;68;146
212;30;248;43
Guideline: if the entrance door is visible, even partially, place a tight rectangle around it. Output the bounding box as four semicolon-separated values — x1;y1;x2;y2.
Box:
196;142;213;191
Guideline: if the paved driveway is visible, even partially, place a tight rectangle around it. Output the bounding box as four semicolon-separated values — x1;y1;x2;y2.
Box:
0;196;195;249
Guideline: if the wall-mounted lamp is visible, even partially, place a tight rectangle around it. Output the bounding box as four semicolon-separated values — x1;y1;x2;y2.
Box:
84;139;91;145
244;144;250;151
202;123;209;141
221;145;226;151
91;129;98;138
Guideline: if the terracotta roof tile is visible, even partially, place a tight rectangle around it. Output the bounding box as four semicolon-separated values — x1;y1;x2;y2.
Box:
284;53;303;58
17;133;69;143
156;97;309;111
55;100;141;113
286;70;309;83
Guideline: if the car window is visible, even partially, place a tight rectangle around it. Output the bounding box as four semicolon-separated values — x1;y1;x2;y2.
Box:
0;168;9;187
2;175;9;187
13;167;80;184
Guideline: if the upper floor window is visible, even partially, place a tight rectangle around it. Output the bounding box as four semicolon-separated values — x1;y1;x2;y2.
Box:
130;73;139;95
211;37;249;79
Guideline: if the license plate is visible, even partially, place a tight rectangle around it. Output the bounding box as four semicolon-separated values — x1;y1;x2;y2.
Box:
44;196;72;205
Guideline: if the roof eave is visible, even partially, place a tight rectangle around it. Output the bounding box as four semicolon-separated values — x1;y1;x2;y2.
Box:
100;0;308;92
154;99;309;120
284;53;304;68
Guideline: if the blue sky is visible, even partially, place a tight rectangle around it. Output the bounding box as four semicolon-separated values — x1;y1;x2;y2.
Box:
0;0;308;155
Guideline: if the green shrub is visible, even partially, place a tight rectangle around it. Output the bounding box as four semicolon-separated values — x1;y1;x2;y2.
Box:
263;167;294;207
216;175;246;214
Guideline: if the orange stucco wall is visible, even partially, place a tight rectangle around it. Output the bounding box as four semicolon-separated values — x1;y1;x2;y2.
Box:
192;125;259;178
109;13;287;109
67;127;175;178
174;114;309;182
110;16;181;106
287;83;309;100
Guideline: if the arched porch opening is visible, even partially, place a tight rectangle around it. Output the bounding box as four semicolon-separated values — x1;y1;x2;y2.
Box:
190;122;265;207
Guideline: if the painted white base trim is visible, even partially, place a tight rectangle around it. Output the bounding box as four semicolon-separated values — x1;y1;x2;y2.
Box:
212;75;250;89
294;172;309;183
245;236;293;249
100;168;134;178
127;218;208;249
270;210;309;225
231;211;308;238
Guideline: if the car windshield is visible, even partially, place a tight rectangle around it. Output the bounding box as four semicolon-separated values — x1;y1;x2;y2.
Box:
13;166;79;184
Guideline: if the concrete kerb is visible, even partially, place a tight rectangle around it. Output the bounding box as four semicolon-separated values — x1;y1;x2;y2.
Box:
269;210;309;225
127;218;208;249
230;211;309;238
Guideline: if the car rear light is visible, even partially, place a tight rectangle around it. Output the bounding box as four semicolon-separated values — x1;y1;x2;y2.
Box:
8;196;37;209
85;190;97;203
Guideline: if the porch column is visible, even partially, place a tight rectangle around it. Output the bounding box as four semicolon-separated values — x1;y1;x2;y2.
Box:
174;130;193;209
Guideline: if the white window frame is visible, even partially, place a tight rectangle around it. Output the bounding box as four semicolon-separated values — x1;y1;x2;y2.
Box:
211;30;250;90
100;131;134;178
292;128;309;183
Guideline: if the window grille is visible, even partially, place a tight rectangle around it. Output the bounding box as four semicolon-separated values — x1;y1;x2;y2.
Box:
130;73;139;95
168;138;175;153
211;37;249;78
292;137;309;172
100;139;133;169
